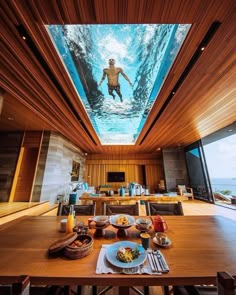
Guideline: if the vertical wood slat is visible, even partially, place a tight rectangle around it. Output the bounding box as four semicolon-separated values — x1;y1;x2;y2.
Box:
9;147;25;202
85;159;164;193
11;131;43;202
28;131;44;202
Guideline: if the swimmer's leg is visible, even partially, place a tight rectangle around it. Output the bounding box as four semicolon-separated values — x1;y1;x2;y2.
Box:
108;88;116;100
115;86;123;102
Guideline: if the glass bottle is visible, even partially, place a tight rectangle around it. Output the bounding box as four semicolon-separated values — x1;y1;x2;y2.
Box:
120;186;125;196
73;210;77;227
66;205;75;233
144;185;150;196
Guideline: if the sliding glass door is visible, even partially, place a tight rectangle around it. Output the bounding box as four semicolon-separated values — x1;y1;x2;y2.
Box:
184;142;213;202
184;122;236;204
201;123;236;207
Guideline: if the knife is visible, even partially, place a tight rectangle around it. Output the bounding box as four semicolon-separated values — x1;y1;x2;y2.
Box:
156;250;169;273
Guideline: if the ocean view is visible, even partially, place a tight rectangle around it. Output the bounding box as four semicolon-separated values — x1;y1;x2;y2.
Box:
210;178;236;195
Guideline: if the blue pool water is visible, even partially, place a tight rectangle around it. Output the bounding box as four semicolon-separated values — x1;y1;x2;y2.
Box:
47;24;190;144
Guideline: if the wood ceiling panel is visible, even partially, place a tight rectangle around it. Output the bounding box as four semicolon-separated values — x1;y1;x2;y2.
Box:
0;0;235;155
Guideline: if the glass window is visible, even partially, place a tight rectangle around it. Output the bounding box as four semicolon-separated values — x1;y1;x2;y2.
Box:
203;130;236;207
46;24;190;144
185;142;212;202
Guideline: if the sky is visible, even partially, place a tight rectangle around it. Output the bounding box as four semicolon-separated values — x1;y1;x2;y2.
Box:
203;134;236;178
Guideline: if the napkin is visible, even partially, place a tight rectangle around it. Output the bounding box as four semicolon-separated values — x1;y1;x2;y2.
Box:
96;244;162;275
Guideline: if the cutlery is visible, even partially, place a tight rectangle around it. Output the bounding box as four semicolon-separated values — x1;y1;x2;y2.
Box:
147;249;160;272
152;250;163;272
153;250;169;273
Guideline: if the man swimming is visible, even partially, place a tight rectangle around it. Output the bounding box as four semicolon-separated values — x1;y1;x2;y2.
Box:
98;58;132;102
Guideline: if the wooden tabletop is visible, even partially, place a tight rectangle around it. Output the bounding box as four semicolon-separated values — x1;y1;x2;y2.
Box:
80;194;188;214
0;215;235;288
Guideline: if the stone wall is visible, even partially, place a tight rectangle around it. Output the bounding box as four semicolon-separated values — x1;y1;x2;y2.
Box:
162;148;189;192
38;132;86;204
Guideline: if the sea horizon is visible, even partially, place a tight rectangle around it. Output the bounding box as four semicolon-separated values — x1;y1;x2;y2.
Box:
210;177;236;195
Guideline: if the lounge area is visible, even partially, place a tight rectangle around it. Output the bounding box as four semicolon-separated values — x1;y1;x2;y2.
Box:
0;0;236;294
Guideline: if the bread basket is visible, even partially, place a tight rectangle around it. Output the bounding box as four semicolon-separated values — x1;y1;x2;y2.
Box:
64;234;93;259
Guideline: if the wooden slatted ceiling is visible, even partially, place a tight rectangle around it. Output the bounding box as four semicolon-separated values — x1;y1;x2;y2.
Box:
0;0;235;155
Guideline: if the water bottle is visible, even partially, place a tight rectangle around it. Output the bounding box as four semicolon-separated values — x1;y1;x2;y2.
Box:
129;185;135;196
120;186;125;196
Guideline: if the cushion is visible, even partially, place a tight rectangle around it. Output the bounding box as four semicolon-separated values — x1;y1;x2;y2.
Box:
178;185;187;193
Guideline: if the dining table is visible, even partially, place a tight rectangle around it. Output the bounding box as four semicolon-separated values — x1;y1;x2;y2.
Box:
79;194;188;215
0;215;236;295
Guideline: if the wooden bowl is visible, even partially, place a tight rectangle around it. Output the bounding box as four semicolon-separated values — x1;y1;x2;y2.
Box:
64;234;93;259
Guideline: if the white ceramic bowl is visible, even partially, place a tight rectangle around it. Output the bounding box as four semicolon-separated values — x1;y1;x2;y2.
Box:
93;215;108;227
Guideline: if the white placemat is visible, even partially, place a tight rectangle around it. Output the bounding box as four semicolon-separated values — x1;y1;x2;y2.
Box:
96;244;162;275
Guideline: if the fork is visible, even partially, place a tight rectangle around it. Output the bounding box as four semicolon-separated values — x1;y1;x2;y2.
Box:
147;249;160;272
153;250;169;273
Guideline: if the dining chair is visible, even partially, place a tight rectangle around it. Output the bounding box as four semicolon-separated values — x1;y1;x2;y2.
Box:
177;185;194;200
144;201;184;216
144;201;183;295
103;202;139;215
0;276;30;295
0;276;65;295
172;271;236;295
57;203;96;216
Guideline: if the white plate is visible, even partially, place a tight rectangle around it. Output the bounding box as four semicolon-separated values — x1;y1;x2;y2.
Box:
106;241;147;268
153;236;172;247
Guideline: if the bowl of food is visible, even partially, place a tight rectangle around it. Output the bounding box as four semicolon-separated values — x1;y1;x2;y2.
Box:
109;214;135;229
93;215;109;227
109;214;135;237
135;218;152;232
64;234;94;259
106;241;147;268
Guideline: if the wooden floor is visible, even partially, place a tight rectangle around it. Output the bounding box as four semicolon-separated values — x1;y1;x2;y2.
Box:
0;199;235;295
0;201;58;225
1;199;235;221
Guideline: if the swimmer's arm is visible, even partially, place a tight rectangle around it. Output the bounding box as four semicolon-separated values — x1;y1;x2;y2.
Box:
120;69;132;86
98;70;107;86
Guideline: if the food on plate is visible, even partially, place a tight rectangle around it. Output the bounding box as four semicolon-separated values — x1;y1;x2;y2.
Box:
116;215;129;226
116;246;140;263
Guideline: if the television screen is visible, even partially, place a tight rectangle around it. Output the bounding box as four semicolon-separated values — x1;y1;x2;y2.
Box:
107;172;125;182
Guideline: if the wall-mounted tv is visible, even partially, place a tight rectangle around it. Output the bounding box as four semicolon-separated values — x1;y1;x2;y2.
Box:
107;172;125;182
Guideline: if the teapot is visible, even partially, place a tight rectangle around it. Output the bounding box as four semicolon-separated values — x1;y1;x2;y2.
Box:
153;215;168;232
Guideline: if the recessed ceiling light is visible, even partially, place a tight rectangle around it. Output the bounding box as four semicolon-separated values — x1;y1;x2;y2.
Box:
7;117;14;120
228;129;233;132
